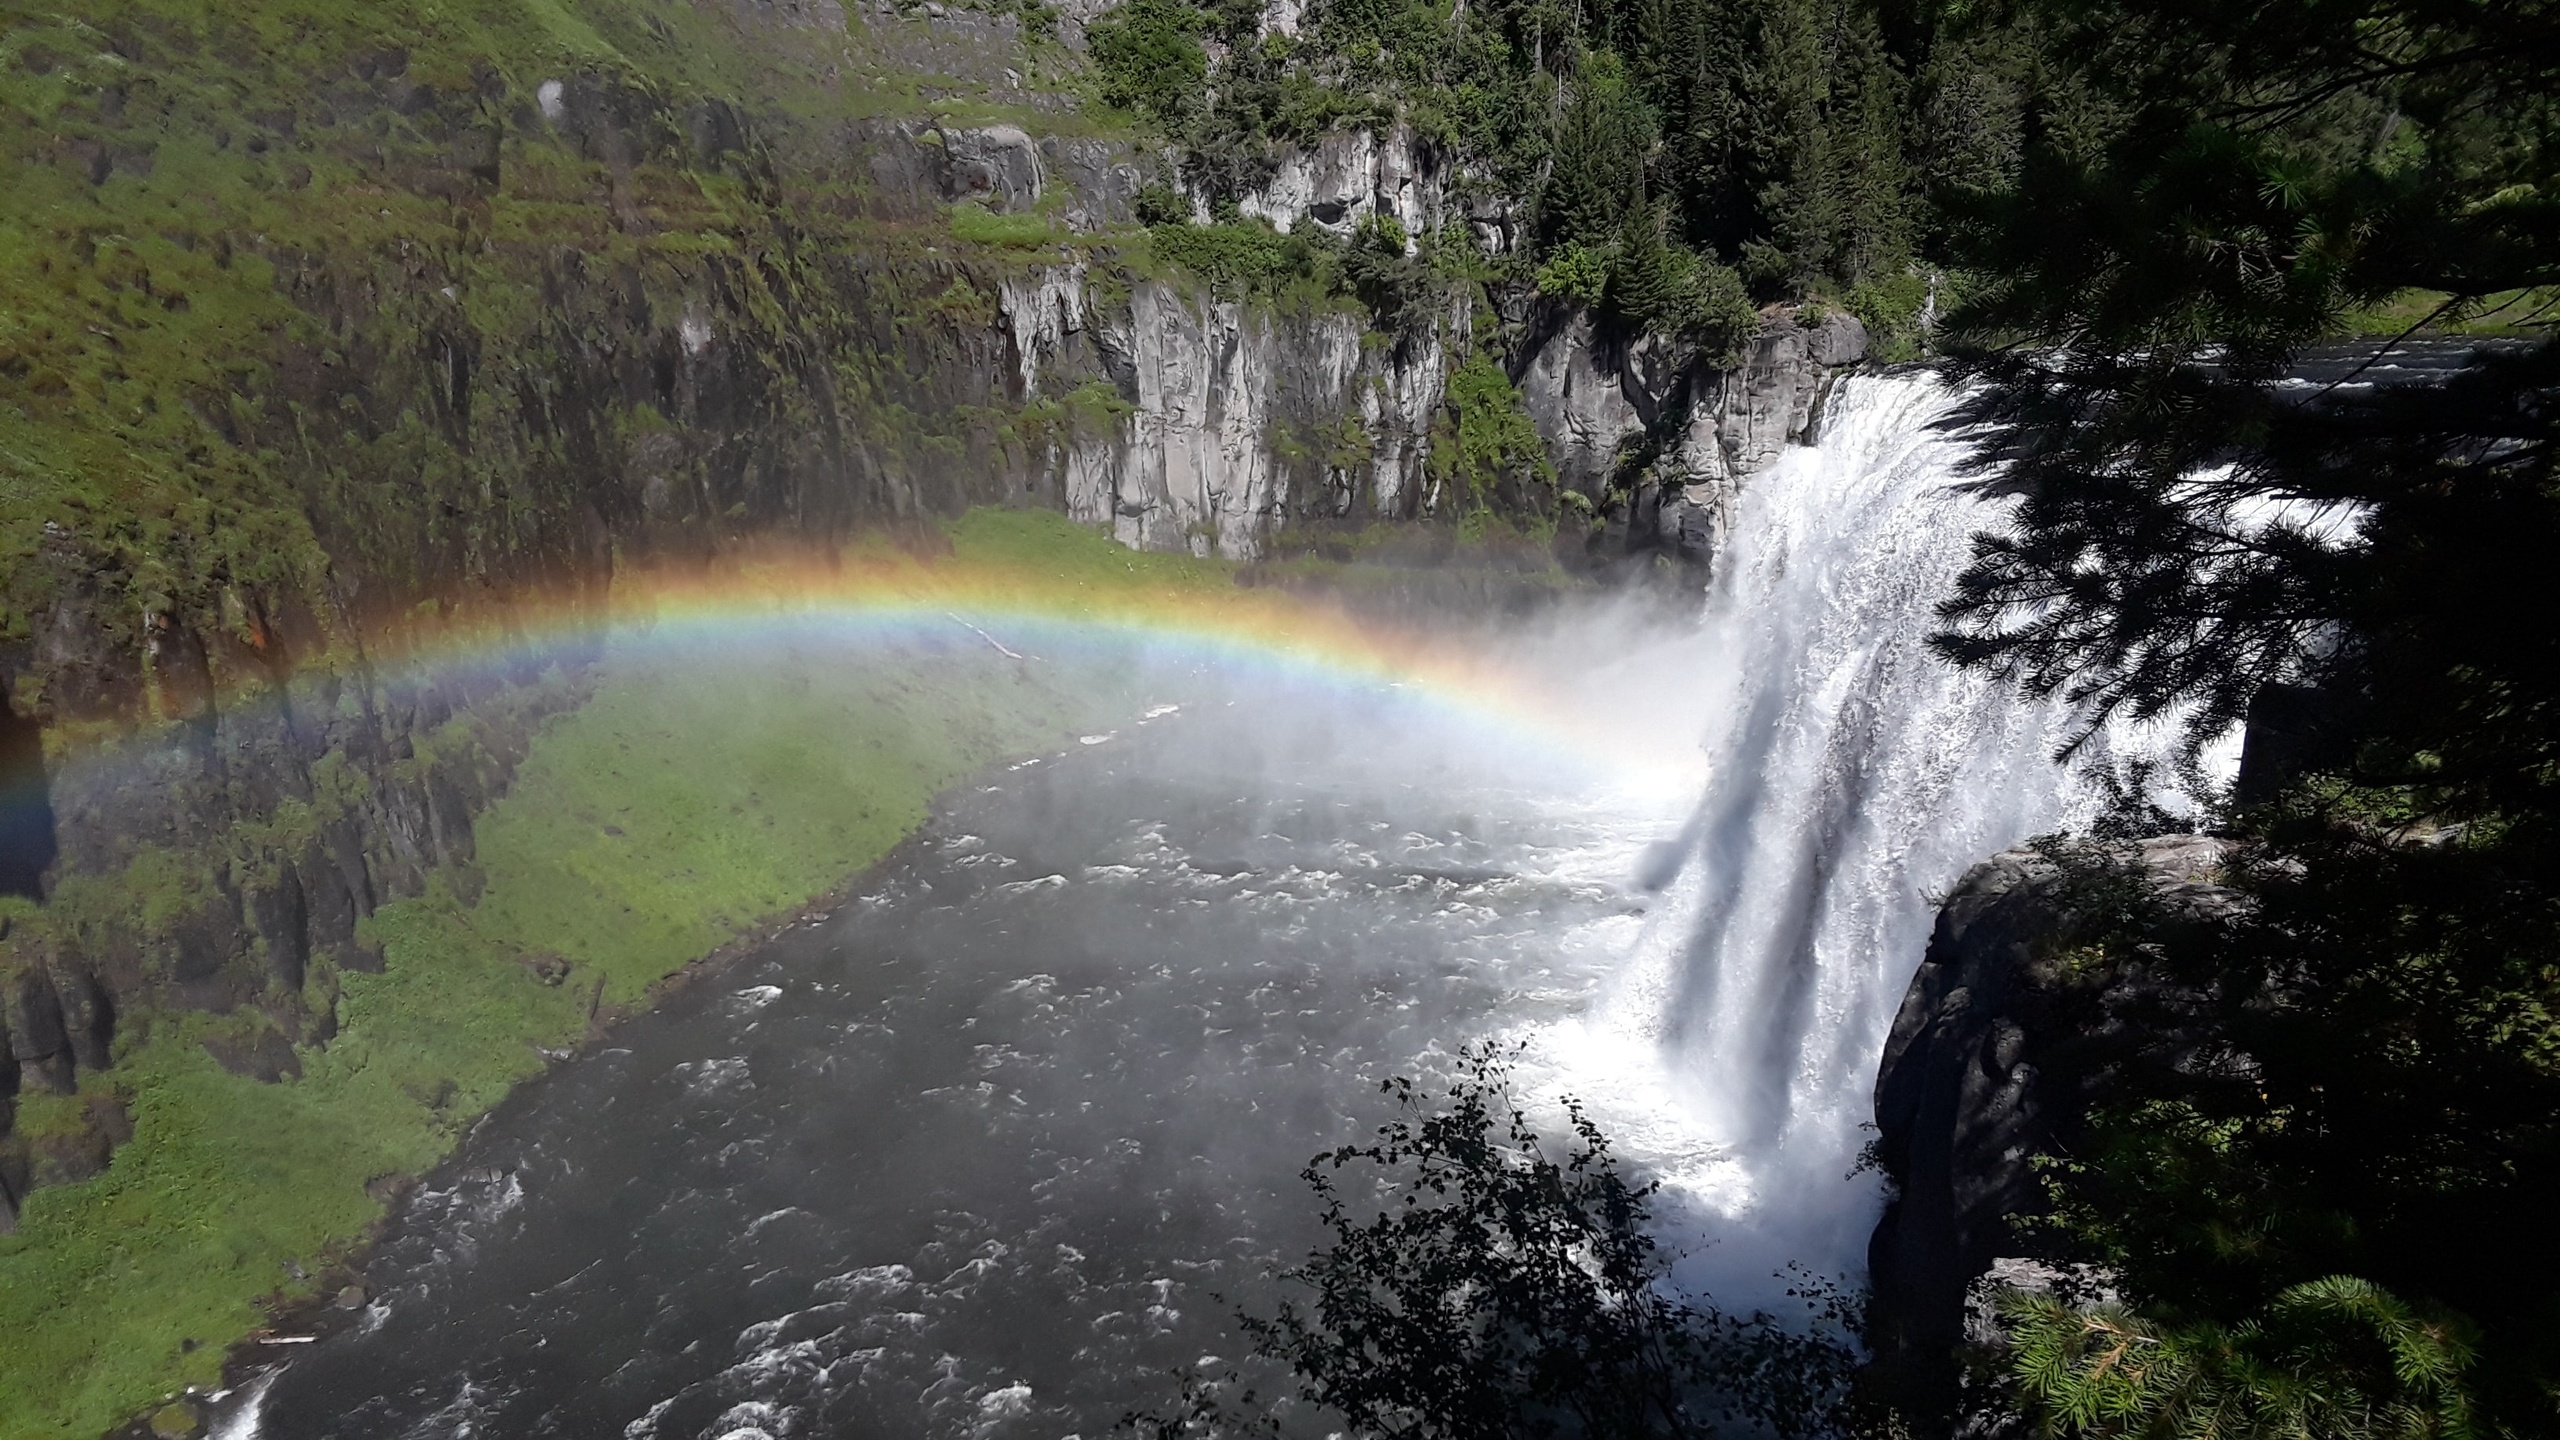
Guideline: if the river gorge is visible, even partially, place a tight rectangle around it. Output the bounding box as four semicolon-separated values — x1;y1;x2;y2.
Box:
8;0;2544;1427
140;375;2186;1439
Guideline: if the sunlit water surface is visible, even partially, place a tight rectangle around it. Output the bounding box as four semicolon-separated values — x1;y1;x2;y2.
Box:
243;688;1682;1439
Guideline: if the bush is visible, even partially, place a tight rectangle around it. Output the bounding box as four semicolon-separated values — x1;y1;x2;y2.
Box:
1609;222;1760;364
1842;270;1931;362
1131;1046;1859;1439
1087;0;1209;128
1145;219;1332;297
1133;181;1193;227
1432;355;1554;515
1535;241;1612;307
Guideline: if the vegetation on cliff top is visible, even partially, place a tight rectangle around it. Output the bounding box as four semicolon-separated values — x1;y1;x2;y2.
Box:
0;0;1103;719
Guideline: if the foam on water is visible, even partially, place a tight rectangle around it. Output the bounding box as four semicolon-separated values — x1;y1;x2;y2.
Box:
1518;374;2192;1309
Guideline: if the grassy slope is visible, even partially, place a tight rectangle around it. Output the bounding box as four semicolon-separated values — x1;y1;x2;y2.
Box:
0;510;1224;1439
0;0;1125;669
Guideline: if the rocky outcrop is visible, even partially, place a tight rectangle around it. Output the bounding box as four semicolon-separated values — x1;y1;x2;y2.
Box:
1865;835;2243;1415
936;123;1045;211
993;267;1460;557
1230;122;1450;251
1515;305;1870;573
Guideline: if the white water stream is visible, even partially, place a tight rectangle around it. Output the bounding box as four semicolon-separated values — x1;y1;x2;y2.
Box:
1522;373;2183;1308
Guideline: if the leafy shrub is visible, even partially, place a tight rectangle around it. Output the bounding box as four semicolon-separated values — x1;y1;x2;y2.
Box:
1342;212;1429;323
1132;181;1193;227
1535;242;1612;306
1087;0;1209;128
1132;1046;1858;1439
1843;270;1931;363
1145;219;1332;297
1432;355;1555;514
1352;212;1409;256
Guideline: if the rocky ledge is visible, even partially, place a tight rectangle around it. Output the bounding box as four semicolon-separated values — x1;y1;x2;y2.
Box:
1864;834;2245;1415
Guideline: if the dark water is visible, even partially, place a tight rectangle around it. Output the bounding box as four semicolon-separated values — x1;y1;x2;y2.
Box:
243;696;1650;1440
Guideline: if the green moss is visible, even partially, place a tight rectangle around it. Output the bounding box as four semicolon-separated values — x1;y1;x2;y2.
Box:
0;511;1208;1440
4;1091;98;1149
949;200;1064;250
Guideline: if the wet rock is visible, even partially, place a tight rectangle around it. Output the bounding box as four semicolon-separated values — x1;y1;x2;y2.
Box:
148;1401;201;1439
3;945;76;1094
248;859;311;993
334;1284;368;1309
1866;835;2242;1416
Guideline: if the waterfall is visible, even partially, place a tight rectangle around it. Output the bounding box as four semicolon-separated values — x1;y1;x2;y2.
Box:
1527;373;2183;1308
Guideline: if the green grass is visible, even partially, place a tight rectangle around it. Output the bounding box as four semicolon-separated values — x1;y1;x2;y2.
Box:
949;199;1065;249
0;511;1193;1440
2339;286;2560;339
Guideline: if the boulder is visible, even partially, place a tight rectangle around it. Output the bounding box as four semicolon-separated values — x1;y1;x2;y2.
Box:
1808;309;1870;367
937;124;1043;212
1866;835;2242;1416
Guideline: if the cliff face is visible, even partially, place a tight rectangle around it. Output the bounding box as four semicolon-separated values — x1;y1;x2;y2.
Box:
0;654;595;1228
1864;836;2243;1415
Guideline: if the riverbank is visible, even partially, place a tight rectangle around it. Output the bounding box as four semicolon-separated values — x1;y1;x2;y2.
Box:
0;511;1230;1440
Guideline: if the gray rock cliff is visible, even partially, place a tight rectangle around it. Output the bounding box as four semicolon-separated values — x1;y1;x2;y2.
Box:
1866;835;2242;1414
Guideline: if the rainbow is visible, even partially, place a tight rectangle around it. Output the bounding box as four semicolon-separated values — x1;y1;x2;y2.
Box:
314;521;1608;767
